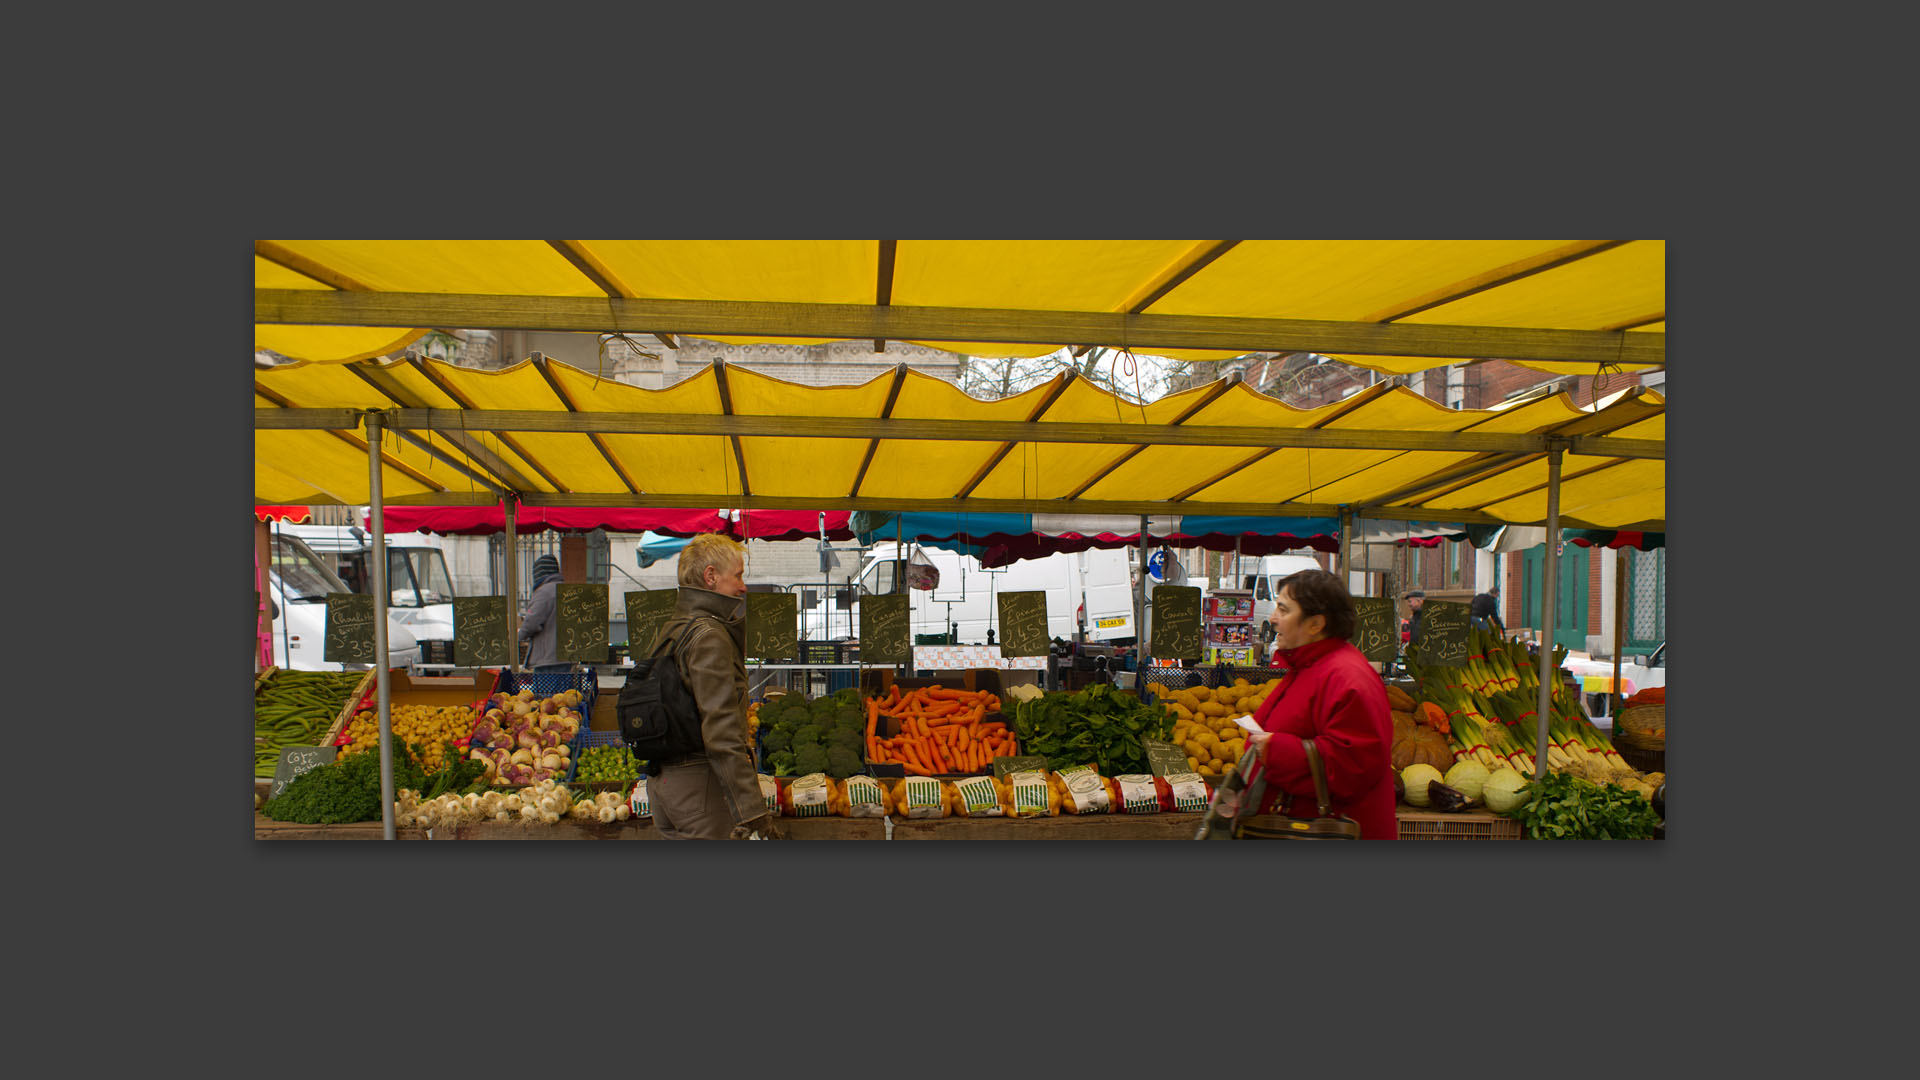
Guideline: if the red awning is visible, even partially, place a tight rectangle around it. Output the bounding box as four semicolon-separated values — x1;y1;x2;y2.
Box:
969;530;1343;568
731;510;857;541
369;505;729;537
255;505;312;523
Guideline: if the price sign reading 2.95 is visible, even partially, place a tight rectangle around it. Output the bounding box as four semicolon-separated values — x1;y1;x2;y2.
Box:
1416;600;1472;666
554;583;610;663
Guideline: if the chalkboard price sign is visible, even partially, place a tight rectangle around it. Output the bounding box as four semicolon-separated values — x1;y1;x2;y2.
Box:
860;593;910;665
625;590;678;657
745;592;798;660
554;583;610;663
269;745;337;801
1142;738;1193;778
1152;586;1203;662
1417;600;1472;666
1352;597;1399;664
453;595;511;667
991;755;1051;781
996;591;1049;658
324;593;377;664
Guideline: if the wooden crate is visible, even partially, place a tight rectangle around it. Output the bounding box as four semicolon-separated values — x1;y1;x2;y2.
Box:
1396;807;1522;840
317;668;380;748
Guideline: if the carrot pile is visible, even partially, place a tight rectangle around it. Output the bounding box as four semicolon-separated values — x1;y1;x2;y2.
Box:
865;685;1014;776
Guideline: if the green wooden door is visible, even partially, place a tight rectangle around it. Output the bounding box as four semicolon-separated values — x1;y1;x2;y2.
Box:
1521;544;1589;652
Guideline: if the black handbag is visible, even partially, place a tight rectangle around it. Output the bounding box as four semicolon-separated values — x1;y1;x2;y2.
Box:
1195;738;1362;840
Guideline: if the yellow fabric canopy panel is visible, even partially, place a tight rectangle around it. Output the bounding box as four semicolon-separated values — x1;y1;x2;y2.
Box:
254;357;1664;530
255;240;1665;375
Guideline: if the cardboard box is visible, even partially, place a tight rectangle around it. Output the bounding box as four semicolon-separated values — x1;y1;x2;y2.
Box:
326;668;500;746
590;688;621;732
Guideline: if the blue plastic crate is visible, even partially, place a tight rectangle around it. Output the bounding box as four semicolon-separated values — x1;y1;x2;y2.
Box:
570;729;646;791
496;670;598;715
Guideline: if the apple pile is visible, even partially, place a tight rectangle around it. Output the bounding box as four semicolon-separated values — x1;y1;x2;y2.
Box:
467;687;585;786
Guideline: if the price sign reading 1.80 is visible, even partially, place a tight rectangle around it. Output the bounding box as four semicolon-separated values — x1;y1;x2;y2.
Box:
1352;597;1398;664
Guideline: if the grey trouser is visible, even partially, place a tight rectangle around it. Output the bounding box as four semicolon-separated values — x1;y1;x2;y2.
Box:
650;757;733;840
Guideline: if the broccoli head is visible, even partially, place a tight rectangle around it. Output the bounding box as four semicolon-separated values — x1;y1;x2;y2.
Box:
791;723;824;749
831;686;863;708
766;750;798;777
792;743;830;776
760;728;793;754
827;727;865;752
825;745;864;780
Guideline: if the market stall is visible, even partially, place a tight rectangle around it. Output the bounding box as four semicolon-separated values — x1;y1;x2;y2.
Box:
254;239;1665;840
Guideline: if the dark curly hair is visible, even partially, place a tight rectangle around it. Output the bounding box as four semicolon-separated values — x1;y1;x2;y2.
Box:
1278;569;1357;642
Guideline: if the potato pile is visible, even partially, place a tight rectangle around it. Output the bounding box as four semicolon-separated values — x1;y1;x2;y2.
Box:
1147;676;1281;778
341;703;476;773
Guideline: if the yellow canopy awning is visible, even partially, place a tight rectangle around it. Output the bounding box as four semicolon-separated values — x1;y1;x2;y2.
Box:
255;239;1664;376
255;357;1664;530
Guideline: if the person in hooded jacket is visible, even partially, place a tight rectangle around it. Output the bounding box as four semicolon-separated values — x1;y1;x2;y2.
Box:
1244;569;1397;839
518;553;570;673
647;533;784;841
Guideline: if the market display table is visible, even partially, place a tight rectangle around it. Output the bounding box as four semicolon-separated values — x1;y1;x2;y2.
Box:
253;813;884;840
890;813;1202;840
256;808;1518;840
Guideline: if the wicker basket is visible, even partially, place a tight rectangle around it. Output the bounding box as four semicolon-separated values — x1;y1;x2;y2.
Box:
1616;704;1665;750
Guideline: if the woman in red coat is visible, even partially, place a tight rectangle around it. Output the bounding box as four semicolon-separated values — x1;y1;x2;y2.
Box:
1245;570;1397;839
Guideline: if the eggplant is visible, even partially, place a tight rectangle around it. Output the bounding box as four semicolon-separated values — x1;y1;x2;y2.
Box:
1427;780;1471;813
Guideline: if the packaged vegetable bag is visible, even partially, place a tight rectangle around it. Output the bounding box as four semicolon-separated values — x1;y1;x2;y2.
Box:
779;773;835;817
1113;774;1168;814
840;774;887;817
628;777;652;819
756;773;780;816
1163;771;1213;814
1051;765;1118;815
952;775;1011;817
1005;769;1058;817
892;775;953;819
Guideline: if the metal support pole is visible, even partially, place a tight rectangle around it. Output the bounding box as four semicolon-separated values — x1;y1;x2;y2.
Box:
366;411;395;840
1612;545;1628;720
1136;516;1152;667
1338;507;1353;585
505;496;520;673
1534;441;1564;780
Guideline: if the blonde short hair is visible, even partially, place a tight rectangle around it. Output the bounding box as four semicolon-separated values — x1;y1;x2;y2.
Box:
677;532;748;588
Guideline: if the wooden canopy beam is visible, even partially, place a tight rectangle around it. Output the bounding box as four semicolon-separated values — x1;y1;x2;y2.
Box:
507;490;1653;530
257;289;1666;368
261;408;1663;459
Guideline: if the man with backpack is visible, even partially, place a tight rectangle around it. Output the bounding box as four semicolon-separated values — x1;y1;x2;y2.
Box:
643;533;784;840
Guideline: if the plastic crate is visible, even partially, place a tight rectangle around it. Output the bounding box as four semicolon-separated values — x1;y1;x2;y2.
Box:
570;730;642;794
495;670;598;715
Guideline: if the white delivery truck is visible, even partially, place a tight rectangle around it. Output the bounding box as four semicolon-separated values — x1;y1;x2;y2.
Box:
265;530;420;671
276;523;458;666
800;542;1138;646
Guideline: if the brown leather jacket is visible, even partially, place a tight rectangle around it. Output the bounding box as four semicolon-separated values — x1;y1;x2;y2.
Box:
656;585;765;826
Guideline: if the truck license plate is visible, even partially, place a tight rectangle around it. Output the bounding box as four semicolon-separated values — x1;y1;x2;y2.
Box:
1096;617;1126;629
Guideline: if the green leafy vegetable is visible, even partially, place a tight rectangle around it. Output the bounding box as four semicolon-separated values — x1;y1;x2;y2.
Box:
1501;770;1660;839
1010;684;1176;776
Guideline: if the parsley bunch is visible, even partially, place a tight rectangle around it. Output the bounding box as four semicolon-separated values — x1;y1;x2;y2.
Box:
1507;770;1661;840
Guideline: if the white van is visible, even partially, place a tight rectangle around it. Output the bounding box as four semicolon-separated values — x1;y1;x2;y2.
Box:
1237;553;1331;629
277;523;456;665
801;542;1137;646
265;531;420;671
